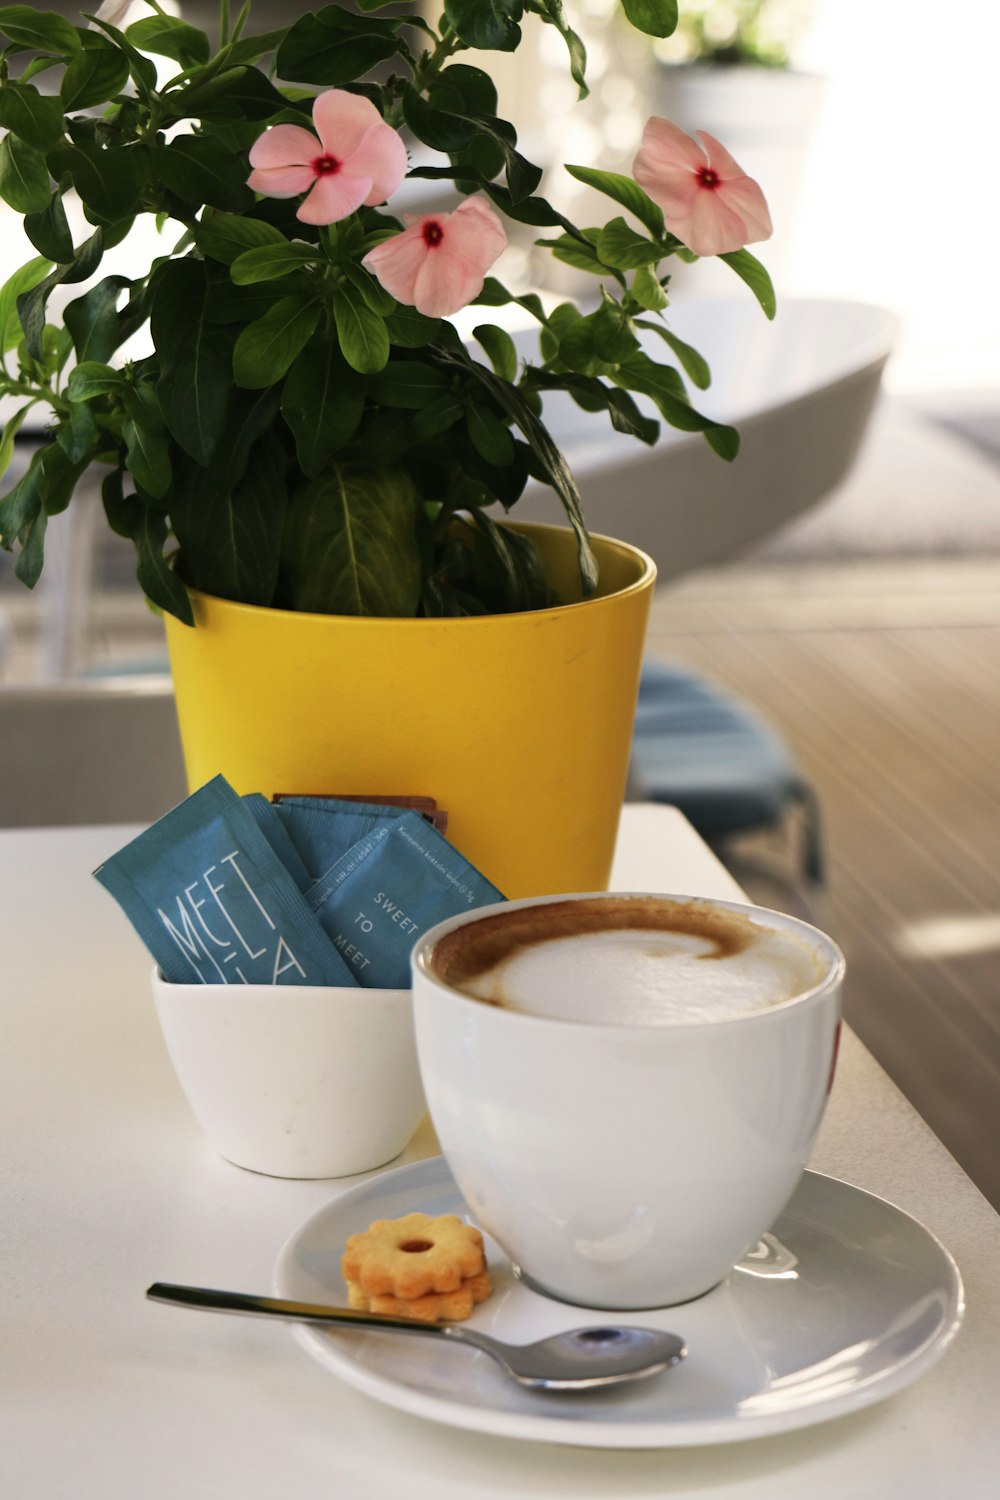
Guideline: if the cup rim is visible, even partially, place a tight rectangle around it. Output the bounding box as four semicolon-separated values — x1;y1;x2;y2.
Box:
411;891;845;1035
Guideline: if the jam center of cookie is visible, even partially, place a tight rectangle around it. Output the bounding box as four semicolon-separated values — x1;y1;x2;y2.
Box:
400;1239;435;1253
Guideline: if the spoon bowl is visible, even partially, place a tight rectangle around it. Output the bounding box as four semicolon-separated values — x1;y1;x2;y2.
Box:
147;1282;687;1390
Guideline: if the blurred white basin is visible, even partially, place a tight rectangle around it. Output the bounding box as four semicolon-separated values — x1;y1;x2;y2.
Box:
515;296;899;583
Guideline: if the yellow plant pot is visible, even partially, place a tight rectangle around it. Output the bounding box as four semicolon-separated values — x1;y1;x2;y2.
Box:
163;523;655;899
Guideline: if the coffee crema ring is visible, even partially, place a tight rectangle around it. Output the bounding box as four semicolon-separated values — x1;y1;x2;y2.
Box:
431;895;759;988
341;1211;487;1301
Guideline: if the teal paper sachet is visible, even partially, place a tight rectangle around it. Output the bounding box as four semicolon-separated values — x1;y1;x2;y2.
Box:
241;793;313;891
306;810;505;988
94;775;359;987
271;796;405;881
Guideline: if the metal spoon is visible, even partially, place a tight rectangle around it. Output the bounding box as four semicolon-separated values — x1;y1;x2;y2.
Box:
147;1281;687;1391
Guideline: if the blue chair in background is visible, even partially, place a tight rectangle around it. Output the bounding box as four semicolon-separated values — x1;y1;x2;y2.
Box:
629;659;824;888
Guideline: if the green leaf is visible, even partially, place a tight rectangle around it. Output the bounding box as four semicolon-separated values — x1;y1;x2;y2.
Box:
444;0;523;51
629;264;668;312
718;248;776;319
565;163;665;238
432;341;597;593
0;81;65;151
201;279;283;325
613;352;739;458
276;9;404;86
172;430;287;608
23;190;74;264
60;35;130;112
370;359;447;409
401;83;475;153
620;0;679;38
473;324;518;382
66;360;125;400
528;0;587;96
411;393;464;437
33;430;88;523
151;260;233;466
230;242;318;284
435;63;498;116
536;228;604;273
558;298;637;372
596;217;664;270
384;305;444;349
63;274;131;363
162;65;293;124
473;278;547;324
56;225;104;285
122;383;172;500
47;140;146;223
466;405;514;466
232;294;320;389
154;135;253;214
132;504;195;623
0;6;82;53
339;260;396;317
331;287;389;375
126;14;211;68
0;400;38;480
279;462;422;616
192;209;286;266
481;180;585;239
281;333;365;478
0;132;51;213
527;367;659;443
55;395;98;464
13;226;104;359
467;509;550;612
403;92;541;203
0;454;46;587
223;28;287;67
636;319;710;388
0;257;51;353
86;15;158;95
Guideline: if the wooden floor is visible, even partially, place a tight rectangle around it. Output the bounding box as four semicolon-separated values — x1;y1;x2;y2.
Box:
647;557;1000;1212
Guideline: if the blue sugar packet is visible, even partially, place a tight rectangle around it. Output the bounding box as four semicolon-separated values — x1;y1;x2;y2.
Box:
272;796;406;881
306;809;505;988
241;793;312;891
94;775;358;987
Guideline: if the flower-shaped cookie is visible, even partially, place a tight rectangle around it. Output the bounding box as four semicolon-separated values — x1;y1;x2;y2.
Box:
341;1212;486;1300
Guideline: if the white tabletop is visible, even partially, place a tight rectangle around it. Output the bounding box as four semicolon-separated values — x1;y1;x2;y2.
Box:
3;807;998;1496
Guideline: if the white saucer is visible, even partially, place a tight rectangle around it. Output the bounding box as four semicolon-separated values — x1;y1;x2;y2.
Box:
273;1156;963;1449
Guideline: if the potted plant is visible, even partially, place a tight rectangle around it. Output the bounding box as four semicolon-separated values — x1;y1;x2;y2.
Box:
0;0;774;896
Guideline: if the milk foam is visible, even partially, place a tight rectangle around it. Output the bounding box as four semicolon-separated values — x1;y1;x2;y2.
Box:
461;925;825;1025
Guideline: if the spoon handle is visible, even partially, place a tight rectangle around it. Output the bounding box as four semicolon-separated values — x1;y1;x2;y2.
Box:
147;1281;448;1338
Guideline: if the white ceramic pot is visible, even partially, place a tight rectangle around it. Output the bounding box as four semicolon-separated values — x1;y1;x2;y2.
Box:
412;893;843;1309
151;969;425;1178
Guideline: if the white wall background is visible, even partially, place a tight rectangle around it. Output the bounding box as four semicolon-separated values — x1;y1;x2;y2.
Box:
786;0;1000;393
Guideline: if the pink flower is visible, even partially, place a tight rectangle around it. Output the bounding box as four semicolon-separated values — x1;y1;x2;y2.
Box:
632;116;772;258
248;89;407;226
361;196;507;317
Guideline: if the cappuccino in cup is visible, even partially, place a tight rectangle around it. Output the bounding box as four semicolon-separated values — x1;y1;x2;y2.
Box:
429;895;826;1025
412;892;844;1309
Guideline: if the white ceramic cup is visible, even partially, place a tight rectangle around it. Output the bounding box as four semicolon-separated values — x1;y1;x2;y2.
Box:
151;969;426;1179
411;892;844;1309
